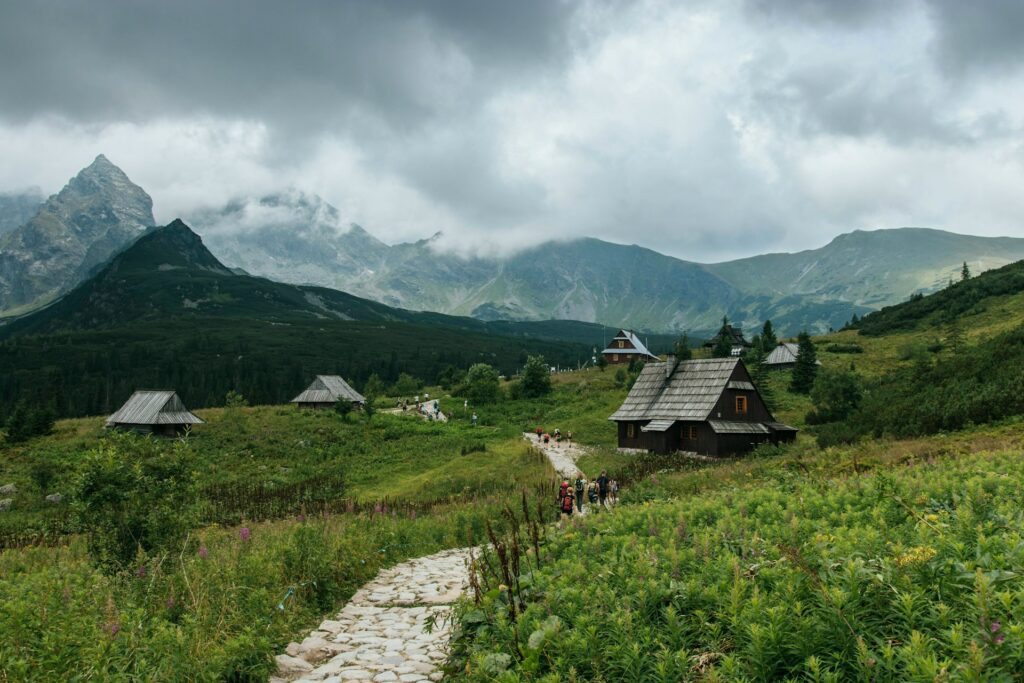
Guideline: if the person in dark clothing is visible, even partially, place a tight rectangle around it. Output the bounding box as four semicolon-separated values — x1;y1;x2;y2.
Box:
596;470;610;509
573;473;586;512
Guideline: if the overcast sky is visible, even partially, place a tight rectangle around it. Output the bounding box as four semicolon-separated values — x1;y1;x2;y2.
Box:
1;0;1023;261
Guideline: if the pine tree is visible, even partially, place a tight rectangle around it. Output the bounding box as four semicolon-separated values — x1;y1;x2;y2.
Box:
673;333;692;360
789;331;819;394
961;261;971;281
761;320;777;352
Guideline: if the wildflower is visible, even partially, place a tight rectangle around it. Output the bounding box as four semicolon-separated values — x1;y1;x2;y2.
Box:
197;545;209;559
239;527;251;542
166;596;176;610
374;502;384;515
996;634;1006;645
296;514;306;523
136;565;147;579
499;584;508;592
991;620;1002;633
107;622;120;636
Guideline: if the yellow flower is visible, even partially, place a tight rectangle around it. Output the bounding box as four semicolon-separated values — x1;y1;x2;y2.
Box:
894;546;936;567
499;584;508;592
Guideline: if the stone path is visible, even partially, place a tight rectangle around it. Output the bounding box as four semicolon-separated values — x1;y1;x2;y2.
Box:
272;548;474;683
522;432;586;477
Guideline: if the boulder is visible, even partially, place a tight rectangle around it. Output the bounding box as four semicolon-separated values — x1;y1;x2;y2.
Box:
0;484;16;496
45;493;63;504
0;499;12;512
274;654;313;676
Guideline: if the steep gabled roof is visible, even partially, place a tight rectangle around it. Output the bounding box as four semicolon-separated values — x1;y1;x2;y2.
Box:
609;357;740;422
291;375;366;404
704;324;751;348
106;390;204;426
601;329;658;359
764;342;799;365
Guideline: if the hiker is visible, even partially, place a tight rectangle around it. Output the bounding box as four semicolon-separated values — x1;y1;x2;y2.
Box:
535;426;543;441
587;480;598;505
471;412;478;426
609;479;619;505
543;433;550;445
555;432;561;446
566;431;573;445
574;473;587;512
559;487;575;519
597;470;610;509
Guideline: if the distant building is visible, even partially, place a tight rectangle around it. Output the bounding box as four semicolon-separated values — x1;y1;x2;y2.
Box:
763;342;821;369
106;390;204;436
291;375;366;410
601;329;660;365
703;324;752;356
609;357;797;456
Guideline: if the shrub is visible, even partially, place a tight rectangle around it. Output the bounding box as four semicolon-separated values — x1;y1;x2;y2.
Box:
519;355;552;399
807;368;862;424
824;343;863;354
391;373;422;396
72;435;198;573
462;364;500;405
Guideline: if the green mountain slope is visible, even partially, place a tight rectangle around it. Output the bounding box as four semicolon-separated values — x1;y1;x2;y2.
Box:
707;227;1024;308
0;220;617;418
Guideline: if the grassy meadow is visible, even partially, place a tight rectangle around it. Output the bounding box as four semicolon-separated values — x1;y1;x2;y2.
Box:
4;285;1024;681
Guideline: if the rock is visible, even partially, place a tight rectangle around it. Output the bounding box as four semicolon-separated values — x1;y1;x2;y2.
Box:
286;641;302;657
45;493;62;504
373;672;398;682
0;499;12;512
0;484;16;496
274;654;314;675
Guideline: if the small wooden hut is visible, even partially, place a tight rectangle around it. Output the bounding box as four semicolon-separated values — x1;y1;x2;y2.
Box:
601;329;660;365
702;324;752;356
763;342;821;369
609;357;797;456
106;390;204;436
291;375;366;410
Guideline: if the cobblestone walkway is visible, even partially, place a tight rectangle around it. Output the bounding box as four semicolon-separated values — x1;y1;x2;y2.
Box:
522;432;586;477
272;548;474;683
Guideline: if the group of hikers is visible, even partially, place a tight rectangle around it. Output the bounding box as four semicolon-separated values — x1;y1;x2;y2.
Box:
398;395;445;421
558;470;617;516
534;426;572;446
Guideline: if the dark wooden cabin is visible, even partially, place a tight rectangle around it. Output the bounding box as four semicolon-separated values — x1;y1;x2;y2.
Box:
600;329;660;365
291;375;366;410
106;390;204;436
702;324;752;356
609;357;797;456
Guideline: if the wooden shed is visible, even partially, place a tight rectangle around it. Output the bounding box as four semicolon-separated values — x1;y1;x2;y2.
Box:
763;342;821;369
291;375;366;410
600;329;660;365
106;390;204;436
702;324;752;356
609;357;797;456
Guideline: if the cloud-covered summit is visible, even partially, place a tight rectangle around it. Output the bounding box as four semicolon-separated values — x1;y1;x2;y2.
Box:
1;0;1023;261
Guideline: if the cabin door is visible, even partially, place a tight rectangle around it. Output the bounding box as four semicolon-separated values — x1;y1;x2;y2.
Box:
681;423;699;452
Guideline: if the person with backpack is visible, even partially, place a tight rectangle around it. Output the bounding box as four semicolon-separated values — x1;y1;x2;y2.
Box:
597;470;610;509
587;480;598;505
535;426;543;441
559;488;575;519
609;479;619;505
574;473;587;512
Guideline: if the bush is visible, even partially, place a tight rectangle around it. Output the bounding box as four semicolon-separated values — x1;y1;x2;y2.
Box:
807;368;862;424
391;373;422;396
72;435;198;574
461;363;501;405
824;343;863;354
519;355;552;399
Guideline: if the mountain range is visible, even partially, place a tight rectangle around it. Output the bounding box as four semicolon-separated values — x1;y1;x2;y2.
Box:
4;157;1024;336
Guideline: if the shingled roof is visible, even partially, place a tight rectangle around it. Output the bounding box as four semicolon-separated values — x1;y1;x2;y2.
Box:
106;391;204;426
601;329;659;359
291;375;366;404
609;357;742;422
764;342;821;366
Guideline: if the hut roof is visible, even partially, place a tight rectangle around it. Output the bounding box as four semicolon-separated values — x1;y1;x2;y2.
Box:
703;324;751;348
291;375;366;404
106;390;204;426
609;357;742;422
763;342;821;366
601;329;658;358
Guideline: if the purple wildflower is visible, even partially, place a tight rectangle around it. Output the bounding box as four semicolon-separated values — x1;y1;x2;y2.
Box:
296;514;306;523
996;634;1006;645
239;527;251;542
197;545;209;559
136;565;147;579
108;622;120;636
166;596;176;610
991;620;1002;633
374;502;383;515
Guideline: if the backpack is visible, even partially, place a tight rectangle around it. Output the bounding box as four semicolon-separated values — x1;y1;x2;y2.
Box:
575;478;585;494
561;494;574;513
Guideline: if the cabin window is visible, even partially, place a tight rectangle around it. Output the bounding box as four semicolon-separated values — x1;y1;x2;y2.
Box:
735;395;748;415
613;354;619;362
627;423;636;438
619;340;626;348
684;425;697;439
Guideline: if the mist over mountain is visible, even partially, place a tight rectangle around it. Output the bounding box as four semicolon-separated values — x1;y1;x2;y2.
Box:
0;190;43;237
189;191;1024;335
0;155;153;315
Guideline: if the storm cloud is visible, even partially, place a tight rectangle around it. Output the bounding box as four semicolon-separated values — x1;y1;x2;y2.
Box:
1;0;1022;260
